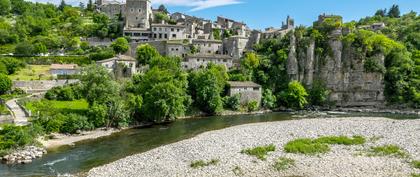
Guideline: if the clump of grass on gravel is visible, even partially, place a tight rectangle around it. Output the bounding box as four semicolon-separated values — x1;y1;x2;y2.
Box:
411;174;420;177
190;159;219;169
241;144;276;160
232;166;244;176
368;145;408;158
411;160;420;169
284;136;366;155
273;157;295;171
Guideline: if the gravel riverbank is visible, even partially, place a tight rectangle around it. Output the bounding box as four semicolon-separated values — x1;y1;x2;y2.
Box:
88;117;420;177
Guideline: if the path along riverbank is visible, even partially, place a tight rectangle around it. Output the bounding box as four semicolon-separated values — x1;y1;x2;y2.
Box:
88;117;420;177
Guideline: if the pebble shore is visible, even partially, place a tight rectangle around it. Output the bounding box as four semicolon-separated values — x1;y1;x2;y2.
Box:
88;117;420;177
1;146;47;164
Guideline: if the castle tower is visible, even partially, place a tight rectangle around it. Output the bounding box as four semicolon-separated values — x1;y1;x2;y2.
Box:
125;0;152;29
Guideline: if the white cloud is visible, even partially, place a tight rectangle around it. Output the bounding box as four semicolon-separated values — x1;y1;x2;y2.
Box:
28;0;242;11
151;0;243;12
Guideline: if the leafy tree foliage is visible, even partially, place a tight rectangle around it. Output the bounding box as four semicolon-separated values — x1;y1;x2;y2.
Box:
279;81;308;109
223;94;241;111
80;65;120;105
0;74;12;94
388;4;400;18
0;0;11;15
136;44;161;65
189;64;228;114
111;37;129;54
262;89;277;109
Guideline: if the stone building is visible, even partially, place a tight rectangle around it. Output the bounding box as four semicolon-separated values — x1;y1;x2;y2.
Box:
261;16;294;40
182;54;233;70
123;0;153;42
192;39;223;55
96;0;125;19
151;23;186;40
49;64;79;76
223;36;249;60
227;81;262;105
97;55;137;76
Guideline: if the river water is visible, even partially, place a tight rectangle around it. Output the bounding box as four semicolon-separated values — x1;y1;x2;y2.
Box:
0;112;417;177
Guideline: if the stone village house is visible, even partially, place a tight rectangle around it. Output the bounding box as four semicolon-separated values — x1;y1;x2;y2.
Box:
96;55;137;77
49;64;79;76
227;81;262;105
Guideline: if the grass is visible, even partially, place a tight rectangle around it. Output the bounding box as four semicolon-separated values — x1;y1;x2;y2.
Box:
412;174;420;177
368;145;408;158
9;65;52;81
190;159;219;169
284;136;366;155
25;99;89;115
411;160;420;169
241;144;276;160
0;104;10;115
232;166;244;176
273;157;295;171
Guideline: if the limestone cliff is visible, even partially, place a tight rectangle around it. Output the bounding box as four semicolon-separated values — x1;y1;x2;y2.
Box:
287;29;385;107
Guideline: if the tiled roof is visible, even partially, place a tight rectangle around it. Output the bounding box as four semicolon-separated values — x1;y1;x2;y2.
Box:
228;81;261;88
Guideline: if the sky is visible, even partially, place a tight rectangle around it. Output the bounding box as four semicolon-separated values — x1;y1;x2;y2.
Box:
28;0;420;30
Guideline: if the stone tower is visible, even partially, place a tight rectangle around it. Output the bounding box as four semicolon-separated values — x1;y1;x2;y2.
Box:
125;0;152;29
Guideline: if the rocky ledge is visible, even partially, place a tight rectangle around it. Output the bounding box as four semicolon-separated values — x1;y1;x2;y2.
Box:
88;117;420;177
2;146;47;164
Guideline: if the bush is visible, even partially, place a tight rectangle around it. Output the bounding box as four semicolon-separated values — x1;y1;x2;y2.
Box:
45;85;81;101
0;74;12;94
60;114;93;134
308;80;330;106
241;144;276;160
247;100;259;112
364;57;386;73
223;94;241;111
279;81;308;109
0;124;39;154
87;103;108;128
273;157;295;171
262;89;277;109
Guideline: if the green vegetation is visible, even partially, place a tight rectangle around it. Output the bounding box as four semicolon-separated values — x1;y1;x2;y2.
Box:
412;174;420;177
273;157;295;171
24;99;89;115
284;136;365;155
136;44;160;65
0;73;12;94
190;159;219;169
9;65;51;81
412;160;420;169
279;81;308;109
368;145;407;158
223;94;241;111
111;37;129;54
0;124;42;156
241;144;276;160
232;166;244;176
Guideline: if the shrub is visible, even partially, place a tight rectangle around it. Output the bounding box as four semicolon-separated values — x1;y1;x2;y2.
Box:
364;57;386;73
241;144;276;160
273;157;295;171
247;100;259;112
412;160;420;169
279;81;308;109
308;80;330;106
223;94;241;111
60;114;93;134
87;103;108;128
0;124;39;154
262;89;277;109
0;74;12;94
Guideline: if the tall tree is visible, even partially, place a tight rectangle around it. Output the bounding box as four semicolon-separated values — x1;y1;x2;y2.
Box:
375;9;386;17
388;4;400;18
58;0;67;11
136;44;161;65
87;0;94;12
0;74;12;95
79;2;85;10
158;4;169;14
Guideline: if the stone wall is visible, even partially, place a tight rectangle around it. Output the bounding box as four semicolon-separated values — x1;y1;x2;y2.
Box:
287;29;385;107
13;80;79;94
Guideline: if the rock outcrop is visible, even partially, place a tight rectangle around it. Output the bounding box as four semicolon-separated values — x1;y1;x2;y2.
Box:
287;29;385;107
2;146;47;164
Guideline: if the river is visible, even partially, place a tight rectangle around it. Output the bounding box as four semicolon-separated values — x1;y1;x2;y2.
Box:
0;112;417;177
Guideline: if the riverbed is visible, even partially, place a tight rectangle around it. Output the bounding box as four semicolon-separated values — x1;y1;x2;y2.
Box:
0;112;418;177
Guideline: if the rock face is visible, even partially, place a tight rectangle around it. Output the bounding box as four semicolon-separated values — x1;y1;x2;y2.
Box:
1;146;47;164
287;29;385;107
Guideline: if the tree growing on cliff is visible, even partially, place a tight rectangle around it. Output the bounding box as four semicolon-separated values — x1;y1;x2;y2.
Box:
388;4;400;18
279;81;308;109
136;44;161;65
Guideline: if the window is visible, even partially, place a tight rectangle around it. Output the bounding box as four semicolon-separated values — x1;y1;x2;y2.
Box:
172;34;176;38
130;8;134;12
153;28;157;31
197;59;199;62
177;29;180;32
159;34;162;38
154;34;157;38
223;59;227;62
164;34;168;39
176;48;179;51
138;9;141;13
159;28;162;31
171;28;174;32
253;87;259;91
171;48;174;51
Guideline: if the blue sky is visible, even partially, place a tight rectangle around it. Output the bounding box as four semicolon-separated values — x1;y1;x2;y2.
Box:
29;0;420;30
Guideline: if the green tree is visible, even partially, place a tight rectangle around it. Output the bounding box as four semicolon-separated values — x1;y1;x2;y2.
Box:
0;0;11;15
111;37;129;54
158;4;169;14
80;65;120;105
14;42;34;56
280;81;308;109
223;94;241;111
136;44;160;65
242;52;260;70
87;0;94;11
388;4;400;18
0;74;12;95
375;9;387;17
308;80;330;106
189;64;228;114
58;0;67;11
